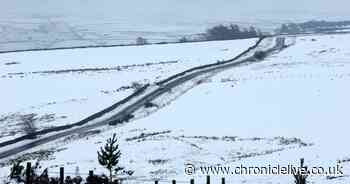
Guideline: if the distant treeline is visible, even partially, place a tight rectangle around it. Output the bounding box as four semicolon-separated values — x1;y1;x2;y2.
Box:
179;24;262;43
205;24;261;41
277;20;350;34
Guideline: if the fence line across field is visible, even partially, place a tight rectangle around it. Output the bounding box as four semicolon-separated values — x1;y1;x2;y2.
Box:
15;159;307;184
20;163;223;184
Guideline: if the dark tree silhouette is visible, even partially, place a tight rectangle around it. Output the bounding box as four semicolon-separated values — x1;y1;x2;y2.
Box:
293;158;308;184
277;20;350;34
9;161;24;182
205;24;260;41
179;36;188;43
136;37;148;45
97;133;122;182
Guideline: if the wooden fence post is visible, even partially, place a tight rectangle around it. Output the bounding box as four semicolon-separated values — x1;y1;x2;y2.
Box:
25;162;32;184
190;178;195;184
89;170;94;178
300;158;305;168
59;167;64;184
87;170;94;184
206;175;210;184
221;177;225;184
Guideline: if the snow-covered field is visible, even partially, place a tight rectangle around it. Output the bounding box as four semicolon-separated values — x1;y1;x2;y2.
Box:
2;0;350;52
0;38;256;141
1;33;350;184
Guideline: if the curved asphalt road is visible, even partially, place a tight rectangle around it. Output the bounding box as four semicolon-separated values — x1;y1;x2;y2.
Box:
0;37;285;159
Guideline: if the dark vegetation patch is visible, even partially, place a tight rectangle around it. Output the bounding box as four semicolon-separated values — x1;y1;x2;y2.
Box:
128;128;146;133
149;169;177;177
78;130;102;139
171;136;203;150
144;102;159;108
0;148;67;167
60;130;102;144
232;148;285;161
276;137;310;147
0;113;67;127
28;98;88;110
254;51;267;60
175;135;313;153
181;135;220;140
101;82;147;95
220;78;238;83
101;86;134;94
204;24;261;41
0;113;68;139
179;135;238;142
228;137;312;161
236;137;312;147
148;159;170;165
327;175;348;180
12;150;57;162
178;136;311;149
277;20;350;34
179;135;311;145
125;130;172;142
0;113;66;125
6;60;178;77
108;114;135;126
338;157;350;163
4;62;20;66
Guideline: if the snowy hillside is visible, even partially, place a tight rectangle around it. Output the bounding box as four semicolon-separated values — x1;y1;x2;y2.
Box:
0;33;350;184
0;38;256;142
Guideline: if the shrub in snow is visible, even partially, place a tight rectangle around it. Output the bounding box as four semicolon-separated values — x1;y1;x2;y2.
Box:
21;113;38;139
254;51;267;60
144;102;158;108
9;161;24;182
179;36;188;43
136;37;148;45
131;82;143;90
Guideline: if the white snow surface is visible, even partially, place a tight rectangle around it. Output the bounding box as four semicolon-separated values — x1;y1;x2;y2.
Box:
0;39;256;140
1;34;350;184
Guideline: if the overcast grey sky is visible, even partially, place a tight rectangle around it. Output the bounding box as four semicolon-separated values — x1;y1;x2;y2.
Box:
1;0;350;22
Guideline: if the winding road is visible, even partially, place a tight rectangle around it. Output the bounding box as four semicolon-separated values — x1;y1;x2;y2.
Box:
0;36;287;160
